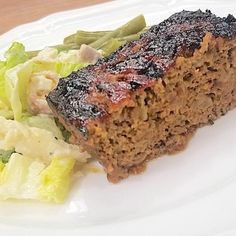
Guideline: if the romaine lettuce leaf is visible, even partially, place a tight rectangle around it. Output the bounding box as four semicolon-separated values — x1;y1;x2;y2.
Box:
0;153;76;202
0;149;15;164
0;153;45;200
4;42;28;69
38;157;76;203
0;116;89;163
0;117;90;202
0;100;13;119
22;115;63;140
0;161;4;172
0;42;28;118
5;62;33;120
56;61;86;77
4;46;86;120
0;63;7;105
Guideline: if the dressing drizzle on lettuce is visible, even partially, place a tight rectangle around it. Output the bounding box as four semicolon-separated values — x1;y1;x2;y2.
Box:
0;117;90;202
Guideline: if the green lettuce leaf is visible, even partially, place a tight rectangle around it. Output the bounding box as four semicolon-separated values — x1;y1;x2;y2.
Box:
56;62;86;77
0;153;45;200
0;117;90;202
4;46;86;120
5;62;33;120
0;154;75;203
0;42;28;118
22;115;63;140
0;149;15;164
38;157;76;203
4;42;28;69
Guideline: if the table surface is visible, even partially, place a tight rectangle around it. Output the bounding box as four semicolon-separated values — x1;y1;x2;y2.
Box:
0;0;109;35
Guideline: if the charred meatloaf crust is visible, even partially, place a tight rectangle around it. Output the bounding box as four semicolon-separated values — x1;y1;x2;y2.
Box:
47;10;236;183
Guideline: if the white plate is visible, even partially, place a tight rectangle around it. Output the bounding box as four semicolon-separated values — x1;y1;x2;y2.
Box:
1;0;236;235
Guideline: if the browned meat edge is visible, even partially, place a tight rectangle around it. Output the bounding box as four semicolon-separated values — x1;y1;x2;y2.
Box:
47;10;236;182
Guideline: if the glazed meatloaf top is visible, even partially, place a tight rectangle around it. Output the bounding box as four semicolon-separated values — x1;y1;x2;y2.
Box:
47;10;236;138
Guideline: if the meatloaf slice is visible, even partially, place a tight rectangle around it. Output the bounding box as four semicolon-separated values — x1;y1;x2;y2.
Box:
47;10;236;183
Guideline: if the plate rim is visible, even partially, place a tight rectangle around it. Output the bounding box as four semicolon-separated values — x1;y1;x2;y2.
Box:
0;0;236;235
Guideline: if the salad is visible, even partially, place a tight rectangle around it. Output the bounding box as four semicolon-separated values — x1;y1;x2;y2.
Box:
0;15;146;203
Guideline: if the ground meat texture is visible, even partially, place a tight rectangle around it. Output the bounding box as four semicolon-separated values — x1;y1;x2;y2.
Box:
47;10;236;182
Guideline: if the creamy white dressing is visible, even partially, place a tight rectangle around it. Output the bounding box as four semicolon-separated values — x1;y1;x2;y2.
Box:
0;116;90;163
28;71;59;114
27;45;101;115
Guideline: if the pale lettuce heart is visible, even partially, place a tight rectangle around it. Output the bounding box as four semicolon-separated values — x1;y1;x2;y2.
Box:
21;115;63;140
5;62;33;120
38;157;76;203
0;42;29;118
0;154;76;203
0;117;90;203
